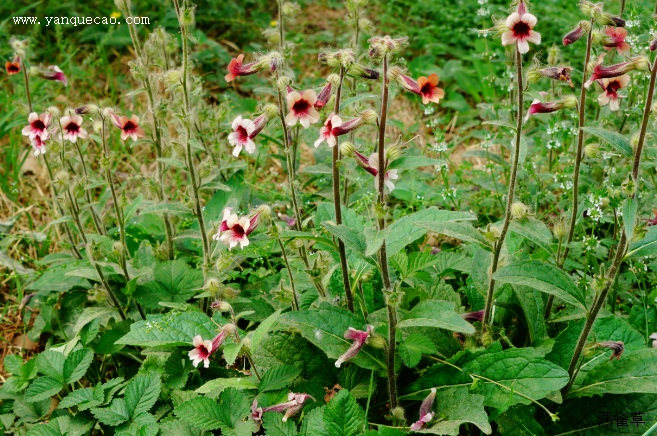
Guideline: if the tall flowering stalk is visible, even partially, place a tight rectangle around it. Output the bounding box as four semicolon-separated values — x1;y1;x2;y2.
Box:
116;0;175;260
562;50;657;398
172;0;212;286
482;0;538;330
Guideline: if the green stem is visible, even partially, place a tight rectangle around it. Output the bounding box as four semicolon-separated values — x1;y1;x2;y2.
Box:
377;53;397;410
43;155;81;258
482;46;524;330
277;237;299;311
562;53;657;399
20;58;32;113
333;67;354;313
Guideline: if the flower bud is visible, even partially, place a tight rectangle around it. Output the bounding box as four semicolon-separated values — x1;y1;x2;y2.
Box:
591;30;612;46
221;323;236;336
367;333;387;349
358;18;374;33
368;35;408;59
326;73;341;86
584;144;600;158
482;224;501;243
599;13;624;27
164;69;181;86
262;103;279;120
650;37;657;52
579;1;604;19
563;21;591;46
480;332;494;347
631;56;650;72
204;278;221;295
349;63;380;80
55;170;70;185
75;104;99;115
112;241;124;255
277;75;291;90
211;301;232;312
262;28;281;46
391;407;406;421
340;141;357;157
253;204;272;222
360;109;378;125
180;6;196;27
46;106;60;117
385;142;405;162
548;45;560;66
282;2;301;17
511;202;530;220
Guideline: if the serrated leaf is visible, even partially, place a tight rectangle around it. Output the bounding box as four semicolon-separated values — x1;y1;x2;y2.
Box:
26;377;64;402
64;349;93;384
36;351;65;383
92;398;130;426
262;411;298;436
417;220;489;247
302;406;329;436
425;387;492;435
513;286;547;344
582;126;633;157
125;374;161;418
623;198;637;243
58;387;102;410
135;260;203;309
570;348;657;398
493;261;585;309
397;300;476;334
4;354;23;375
174;396;224;430
116;311;218;347
399;334;437;369
259;365;301;393
281;304;385;370
626;226;657;259
250;309;282;351
222;342;243;366
73;307;117;334
509;217;553;253
195;377;259;394
387;156;445;170
323;389;365;436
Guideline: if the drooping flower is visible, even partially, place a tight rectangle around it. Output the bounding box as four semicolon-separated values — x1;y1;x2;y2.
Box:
597;74;629;111
285;90;320;128
648;211;657;226
108;112;145;141
501;1;541;54
461;310;485;323
22;112;52;141
410;388;436;431
40;65;67;86
390;68;445;105
584;54;649;89
563;21;591;46
596;340;624;360
5;56;20;75
314;82;332;110
529;66;574;87
229;114;267;157
335;325;373;368
278;213;296;228
314;110;376;148
225;54;260;82
524;94;578;123
603;27;630;55
251;393;314;426
349;148;399;192
60;114;89;143
213;207;264;250
30;135;47;157
188;331;226;368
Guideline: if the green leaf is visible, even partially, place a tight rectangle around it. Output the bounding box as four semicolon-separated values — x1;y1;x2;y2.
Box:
493;261;585;309
135;260;203;309
626;226;657;259
124;374;161;418
582;126;633;157
91;398;130;426
426;387;492;435
64;349;93;384
222;342;243;366
281;304;385;370
623;198;638;243
259;364;301;393
399;334;437;368
4;354;23;375
58;387;103;410
140;202;193;218
397;300;476;334
570;348;657;397
174;396;224;431
36;350;65;383
512;286;547;344
388;157;445;170
416;221;488;247
323;389;366;436
195;377;259;395
123;194;144;226
322;222;367;255
250;309;282;351
73;307;117;334
116;311;218;347
405;346;569;411
483;119;516;131
509;217;553;253
26;377;64;402
386;207;476;257
262;412;298;436
302;406;329;436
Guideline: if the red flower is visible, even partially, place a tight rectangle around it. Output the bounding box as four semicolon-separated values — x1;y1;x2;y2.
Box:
603;27;630;55
5;56;20;75
501;1;541;54
314;82;332;109
41;65;67;86
597;74;629;111
60;114;89;143
225;54;260;82
524;94;577;123
285;90;320;128
647;211;657;226
392;70;445;105
335;326;373;367
597;341;624;360
213;208;262;250
30;135;47;157
229;114;267;157
410;388;436;431
188;332;226;368
108;112;145;141
585;54;648;89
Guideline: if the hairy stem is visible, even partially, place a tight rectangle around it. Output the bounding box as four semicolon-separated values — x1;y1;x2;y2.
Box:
277;238;299;311
333;67;354;312
377;53;397;409
562;53;657;399
482;46;524;330
20;58;32;113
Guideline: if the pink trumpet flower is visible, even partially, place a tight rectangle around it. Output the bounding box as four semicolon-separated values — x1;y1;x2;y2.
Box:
314;111;374;148
22;112;52;141
603;27;630;55
188;331;226;368
107;111;145;141
251;393;314;427
229;114;267;157
597;74;629;111
60;114;88;143
584;54;648;89
597;341;624;360
524;94;577;123
352;149;399;192
501;0;541;54
335;325;373;367
285;90;320;128
213;208;262;250
225;54;260;82
30;135;47;157
410;388;437;431
41;65;67;86
314;82;332;109
393;71;445;105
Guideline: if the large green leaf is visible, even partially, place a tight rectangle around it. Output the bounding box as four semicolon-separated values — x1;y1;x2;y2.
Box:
570;349;657;398
581;126;632;157
63;349;93;385
323;389;366;436
626;226;657;259
397;300;475;334
36;350;65;384
258;364;301;393
262;412;298;436
91;398;130;427
513;286;547;344
174;396;224;431
417;221;489;247
124;374;161;418
425;387;492;435
509;217;553;253
404;346;569;411
493;261;585;309
281;304;384;370
116;311;219;347
25;377;64;403
135;260;203;309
